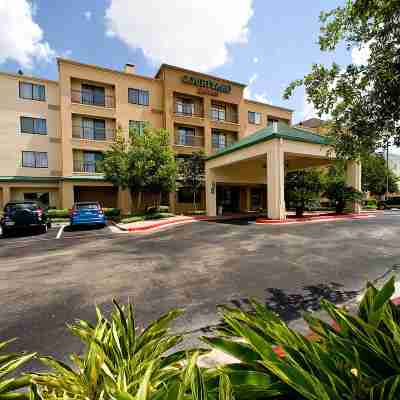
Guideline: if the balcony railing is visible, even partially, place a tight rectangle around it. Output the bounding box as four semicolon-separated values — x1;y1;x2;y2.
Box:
175;133;204;147
210;109;239;124
73;160;103;173
72;125;115;141
174;103;204;118
71;90;116;108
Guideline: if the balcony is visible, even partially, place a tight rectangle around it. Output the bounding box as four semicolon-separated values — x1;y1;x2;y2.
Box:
73;160;103;174
72;125;116;141
175;133;204;148
71;90;115;108
210;109;238;124
174;103;204;118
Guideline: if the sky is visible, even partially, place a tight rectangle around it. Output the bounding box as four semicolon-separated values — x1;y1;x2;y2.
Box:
0;0;366;124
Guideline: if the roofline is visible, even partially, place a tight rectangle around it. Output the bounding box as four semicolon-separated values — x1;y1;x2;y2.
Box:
206;129;331;162
0;71;58;85
243;98;294;113
57;58;161;83
155;63;247;88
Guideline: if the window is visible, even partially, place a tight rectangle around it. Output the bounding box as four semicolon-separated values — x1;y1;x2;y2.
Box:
177;126;196;146
212;132;226;150
81;118;106;140
24;192;49;207
22;151;48;168
81;84;105;106
83;152;103;173
177;187;196;204
20;117;47;135
267;118;279;127
19;82;45;101
176;98;195;115
129;120;147;135
128;88;149;106
211;103;226;121
248;111;261;124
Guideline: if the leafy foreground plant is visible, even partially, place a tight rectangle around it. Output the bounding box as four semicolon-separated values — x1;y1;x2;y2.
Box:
31;301;231;400
0;339;36;400
203;277;400;399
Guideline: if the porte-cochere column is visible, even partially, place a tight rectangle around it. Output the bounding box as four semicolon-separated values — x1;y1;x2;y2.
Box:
346;160;362;213
206;167;217;217
267;139;286;220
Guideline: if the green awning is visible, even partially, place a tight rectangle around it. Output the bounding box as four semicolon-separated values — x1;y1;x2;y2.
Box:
207;123;331;161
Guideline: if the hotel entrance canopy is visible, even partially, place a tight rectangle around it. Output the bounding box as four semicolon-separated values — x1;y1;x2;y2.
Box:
205;124;361;219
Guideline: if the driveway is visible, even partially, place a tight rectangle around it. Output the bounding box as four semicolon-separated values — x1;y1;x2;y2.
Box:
1;211;400;369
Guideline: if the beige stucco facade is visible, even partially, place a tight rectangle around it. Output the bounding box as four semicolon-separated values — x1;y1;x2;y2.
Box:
0;58;361;219
0;58;296;214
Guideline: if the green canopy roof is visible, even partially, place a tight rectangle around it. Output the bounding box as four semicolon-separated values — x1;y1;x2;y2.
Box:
207;123;331;161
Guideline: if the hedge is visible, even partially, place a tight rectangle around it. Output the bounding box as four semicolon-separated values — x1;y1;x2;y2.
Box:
47;208;121;218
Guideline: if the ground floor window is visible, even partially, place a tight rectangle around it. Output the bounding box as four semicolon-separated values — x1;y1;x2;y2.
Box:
24;192;50;207
251;188;263;209
177;187;196;203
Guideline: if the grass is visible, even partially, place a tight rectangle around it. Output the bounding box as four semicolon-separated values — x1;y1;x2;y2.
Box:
120;212;175;224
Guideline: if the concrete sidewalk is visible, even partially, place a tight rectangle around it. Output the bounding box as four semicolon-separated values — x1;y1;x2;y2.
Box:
115;215;196;232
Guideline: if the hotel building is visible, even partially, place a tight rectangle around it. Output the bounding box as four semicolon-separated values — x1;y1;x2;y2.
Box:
0;58;361;218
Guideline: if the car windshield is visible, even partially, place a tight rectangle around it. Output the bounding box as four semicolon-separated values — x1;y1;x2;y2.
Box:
75;203;99;210
5;203;37;213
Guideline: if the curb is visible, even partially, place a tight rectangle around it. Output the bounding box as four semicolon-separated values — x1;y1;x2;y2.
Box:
112;218;195;233
256;212;377;225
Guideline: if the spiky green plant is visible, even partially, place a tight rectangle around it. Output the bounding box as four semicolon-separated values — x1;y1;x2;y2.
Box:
32;301;214;400
0;339;36;400
203;277;400;399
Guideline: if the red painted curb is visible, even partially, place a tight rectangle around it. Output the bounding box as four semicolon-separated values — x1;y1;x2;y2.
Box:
257;213;377;225
126;218;195;232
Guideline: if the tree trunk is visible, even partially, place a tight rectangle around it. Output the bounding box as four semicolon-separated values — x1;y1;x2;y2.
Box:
336;200;345;214
295;204;304;217
193;191;197;211
137;191;142;211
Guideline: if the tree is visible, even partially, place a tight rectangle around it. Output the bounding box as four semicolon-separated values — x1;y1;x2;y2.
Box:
285;169;324;217
101;126;177;211
325;180;362;213
284;0;400;159
179;151;205;210
362;154;398;195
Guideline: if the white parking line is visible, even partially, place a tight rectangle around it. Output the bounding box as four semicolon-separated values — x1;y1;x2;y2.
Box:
56;225;65;239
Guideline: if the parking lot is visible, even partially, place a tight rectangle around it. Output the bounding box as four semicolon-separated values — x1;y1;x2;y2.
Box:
1;211;400;370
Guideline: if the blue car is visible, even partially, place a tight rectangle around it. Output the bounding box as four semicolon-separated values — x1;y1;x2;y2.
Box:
69;202;106;227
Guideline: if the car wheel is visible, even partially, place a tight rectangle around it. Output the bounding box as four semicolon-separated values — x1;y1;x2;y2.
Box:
39;224;48;234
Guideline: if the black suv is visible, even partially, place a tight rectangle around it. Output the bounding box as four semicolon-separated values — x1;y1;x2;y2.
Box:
1;201;51;236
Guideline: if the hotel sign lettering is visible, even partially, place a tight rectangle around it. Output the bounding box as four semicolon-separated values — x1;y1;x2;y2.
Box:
182;75;231;94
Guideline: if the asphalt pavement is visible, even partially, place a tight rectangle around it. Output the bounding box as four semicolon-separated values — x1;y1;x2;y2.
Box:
1;211;400;370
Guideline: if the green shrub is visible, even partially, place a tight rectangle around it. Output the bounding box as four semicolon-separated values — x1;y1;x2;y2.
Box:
120;215;144;224
0;339;36;399
47;209;69;218
364;198;377;207
103;207;121;217
144;212;174;220
32;301;207;399
203;277;400;399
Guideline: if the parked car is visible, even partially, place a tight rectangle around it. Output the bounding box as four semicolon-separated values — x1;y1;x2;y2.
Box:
69;202;106;228
1;201;51;236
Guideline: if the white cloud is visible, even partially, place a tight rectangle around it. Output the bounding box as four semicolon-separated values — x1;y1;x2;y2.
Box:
105;0;254;72
301;94;319;120
244;73;270;103
0;0;55;68
253;56;259;63
254;92;269;103
84;10;92;21
352;42;371;66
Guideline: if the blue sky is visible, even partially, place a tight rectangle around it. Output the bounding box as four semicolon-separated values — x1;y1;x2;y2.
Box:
1;0;352;122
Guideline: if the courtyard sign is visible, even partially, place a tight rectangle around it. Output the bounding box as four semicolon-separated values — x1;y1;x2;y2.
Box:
182;75;231;94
